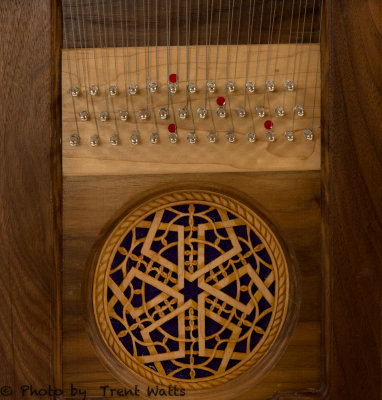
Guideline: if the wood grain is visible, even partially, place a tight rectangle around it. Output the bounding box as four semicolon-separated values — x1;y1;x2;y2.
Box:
63;171;321;399
0;0;62;397
324;0;382;399
62;44;321;176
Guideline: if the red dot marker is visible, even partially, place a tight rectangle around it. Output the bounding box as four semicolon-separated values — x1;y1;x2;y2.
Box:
169;74;177;83
264;120;273;130
217;96;226;106
168;123;176;133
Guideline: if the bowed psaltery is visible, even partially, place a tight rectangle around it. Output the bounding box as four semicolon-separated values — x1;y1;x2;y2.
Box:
61;1;324;399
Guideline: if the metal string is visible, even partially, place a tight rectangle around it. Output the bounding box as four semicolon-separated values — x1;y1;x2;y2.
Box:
67;0;81;92
155;0;159;84
78;0;100;138
204;0;210;108
147;0;159;136
273;0;286;83
74;0;90;120
166;0;171;111
186;0;196;134
134;0;138;85
95;0;110;115
213;0;222;85
244;0;256;132
263;0;277;106
89;0;100;89
143;0;149;109
302;0;317;110
63;0;79;136
254;0;266;84
109;0;118;87
101;0;119;134
292;0;308;132
206;0;217;134
263;0;277;124
121;0;129;111
225;0;235;133
195;0;201;86
233;0;243;87
311;0;324;132
282;0;296;108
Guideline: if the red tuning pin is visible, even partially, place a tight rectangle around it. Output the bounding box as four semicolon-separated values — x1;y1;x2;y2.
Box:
169;74;177;83
264;120;273;130
168;123;176;133
217;96;226;106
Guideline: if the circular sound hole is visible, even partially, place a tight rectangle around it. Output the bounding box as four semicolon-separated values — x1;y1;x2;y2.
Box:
89;190;294;396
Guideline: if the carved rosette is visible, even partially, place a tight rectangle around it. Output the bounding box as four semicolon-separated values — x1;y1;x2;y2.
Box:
91;190;292;394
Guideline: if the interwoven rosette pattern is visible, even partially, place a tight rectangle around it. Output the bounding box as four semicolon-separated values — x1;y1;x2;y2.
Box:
93;191;289;389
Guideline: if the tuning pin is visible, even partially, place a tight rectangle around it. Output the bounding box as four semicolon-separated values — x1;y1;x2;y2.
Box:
99;111;109;122
207;131;217;143
148;82;159;93
79;110;89;121
110;133;119;146
187;82;197;93
119;110;129;121
128;83;138;95
168;82;178;94
168;132;178;143
284;80;295;92
275;106;285;117
265;80;275;92
216;97;226;118
158;107;169;119
150;132;159;144
109;85;118;96
207;81;216;93
168;74;178;93
168;123;178;144
187;132;197;144
89;84;99;96
225;131;236;143
216;107;226;118
226;81;235;92
294;105;304;117
90;134;99;147
265;131;275;142
130;132;139;145
197;107;208;119
178;107;187;119
255;106;265;117
246;132;256;143
70;86;80;97
235;106;246;118
284;130;294;142
304;129;313;141
69;134;80;146
245;81;256;93
139;109;150;120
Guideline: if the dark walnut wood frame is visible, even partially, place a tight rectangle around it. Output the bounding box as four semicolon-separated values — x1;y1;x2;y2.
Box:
0;1;380;399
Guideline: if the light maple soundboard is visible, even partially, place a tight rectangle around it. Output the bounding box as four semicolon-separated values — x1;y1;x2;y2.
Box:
62;44;320;176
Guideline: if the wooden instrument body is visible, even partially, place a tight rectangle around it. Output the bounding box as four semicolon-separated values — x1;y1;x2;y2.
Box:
0;1;381;399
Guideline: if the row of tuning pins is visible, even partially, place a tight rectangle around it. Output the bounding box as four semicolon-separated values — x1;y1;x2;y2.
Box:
70;74;304;120
69;127;314;147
